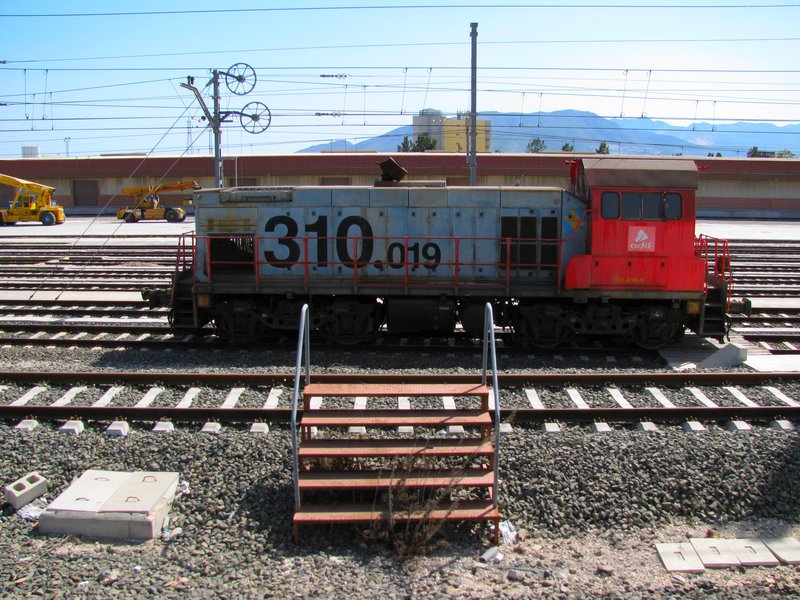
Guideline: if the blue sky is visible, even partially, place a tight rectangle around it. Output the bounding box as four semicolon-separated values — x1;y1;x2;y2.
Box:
1;1;798;158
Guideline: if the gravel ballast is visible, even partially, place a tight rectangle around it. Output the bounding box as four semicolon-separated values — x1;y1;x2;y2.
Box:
1;345;800;597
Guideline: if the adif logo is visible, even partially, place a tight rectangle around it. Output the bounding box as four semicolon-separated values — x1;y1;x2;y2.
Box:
628;226;656;251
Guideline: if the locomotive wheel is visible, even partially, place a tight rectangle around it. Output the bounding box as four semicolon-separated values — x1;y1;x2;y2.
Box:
214;301;270;343
632;315;677;349
516;307;567;348
324;302;377;345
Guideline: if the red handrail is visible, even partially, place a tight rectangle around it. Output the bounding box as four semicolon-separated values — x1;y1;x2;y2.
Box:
193;233;567;292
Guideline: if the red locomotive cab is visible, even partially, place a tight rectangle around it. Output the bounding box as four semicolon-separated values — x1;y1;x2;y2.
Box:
565;158;706;294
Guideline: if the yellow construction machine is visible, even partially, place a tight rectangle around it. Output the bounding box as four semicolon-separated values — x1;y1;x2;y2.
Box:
116;180;199;223
0;173;65;226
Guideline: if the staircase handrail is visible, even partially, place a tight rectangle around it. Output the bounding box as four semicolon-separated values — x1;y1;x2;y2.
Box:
480;302;501;509
290;304;311;510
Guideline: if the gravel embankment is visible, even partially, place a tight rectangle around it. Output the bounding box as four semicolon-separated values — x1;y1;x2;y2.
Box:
2;345;800;598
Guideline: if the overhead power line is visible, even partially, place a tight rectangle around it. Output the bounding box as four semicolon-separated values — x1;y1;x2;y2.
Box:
5;36;800;66
3;3;799;18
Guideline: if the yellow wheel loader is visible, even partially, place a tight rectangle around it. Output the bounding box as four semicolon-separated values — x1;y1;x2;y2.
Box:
116;181;199;223
0;173;65;226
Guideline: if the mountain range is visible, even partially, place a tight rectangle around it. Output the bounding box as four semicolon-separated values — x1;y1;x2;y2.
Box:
299;109;799;157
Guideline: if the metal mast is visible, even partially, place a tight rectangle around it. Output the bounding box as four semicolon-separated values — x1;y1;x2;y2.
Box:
469;23;478;186
180;63;271;188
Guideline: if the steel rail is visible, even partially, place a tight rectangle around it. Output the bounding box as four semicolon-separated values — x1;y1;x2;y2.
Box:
1;371;798;386
0;404;797;425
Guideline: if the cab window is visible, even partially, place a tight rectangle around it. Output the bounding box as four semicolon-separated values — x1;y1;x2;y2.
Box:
615;191;682;221
641;192;662;219
621;192;640;219
664;192;682;220
601;192;619;219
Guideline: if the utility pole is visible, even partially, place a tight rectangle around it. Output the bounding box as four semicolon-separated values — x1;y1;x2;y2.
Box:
64;137;70;157
469;23;478;186
180;63;271;188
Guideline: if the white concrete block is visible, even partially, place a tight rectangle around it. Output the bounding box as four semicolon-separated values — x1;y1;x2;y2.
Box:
397;396;413;435
636;421;658;432
682;421;706;432
696;344;747;369
200;423;222;434
769;420;795;432
39;470;180;540
763;537;800;564
730;539;780;567
249;423;269;434
726;420;752;432
105;421;130;437
14;419;38;431
59;420;85;435
152;421;175;433
656;542;705;573
5;471;48;510
542;422;561;433
590;422;612;433
689;538;740;568
47;471;130;513
348;396;367;434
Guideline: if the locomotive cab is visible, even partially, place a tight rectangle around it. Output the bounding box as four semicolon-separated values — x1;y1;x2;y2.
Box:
565;158;728;347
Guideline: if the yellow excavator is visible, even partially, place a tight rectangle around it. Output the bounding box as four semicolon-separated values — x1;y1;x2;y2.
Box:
0;173;66;226
116;180;199;223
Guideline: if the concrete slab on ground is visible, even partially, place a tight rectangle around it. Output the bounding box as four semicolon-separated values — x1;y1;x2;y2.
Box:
0;289;144;303
659;334;734;370
730;539;780;567
763;537;800;564
655;542;705;573
748;298;800;311
745;355;800;373
689;538;740;568
39;470;179;540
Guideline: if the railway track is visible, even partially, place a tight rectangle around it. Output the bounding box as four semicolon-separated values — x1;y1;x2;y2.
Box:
0;236;799;352
1;371;798;430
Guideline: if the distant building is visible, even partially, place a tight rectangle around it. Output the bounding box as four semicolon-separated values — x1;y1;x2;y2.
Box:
412;109;492;153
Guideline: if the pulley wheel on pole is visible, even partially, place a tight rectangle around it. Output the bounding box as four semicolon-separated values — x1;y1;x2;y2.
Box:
225;63;256;96
240;102;272;134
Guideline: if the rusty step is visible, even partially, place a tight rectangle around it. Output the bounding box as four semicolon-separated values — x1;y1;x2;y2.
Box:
298;437;494;459
300;409;491;428
298;468;494;490
302;382;489;399
293;500;500;526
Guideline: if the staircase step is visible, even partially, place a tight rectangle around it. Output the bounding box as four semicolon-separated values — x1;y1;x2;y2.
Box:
293;500;500;525
299;437;494;459
303;382;489;399
298;468;494;490
300;409;491;428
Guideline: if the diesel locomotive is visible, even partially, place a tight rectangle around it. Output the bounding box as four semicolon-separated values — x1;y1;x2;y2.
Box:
147;156;733;348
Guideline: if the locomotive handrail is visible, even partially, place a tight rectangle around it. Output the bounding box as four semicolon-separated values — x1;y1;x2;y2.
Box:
195;233;565;292
695;233;734;308
170;232;194;306
480;302;501;510
290;303;311;511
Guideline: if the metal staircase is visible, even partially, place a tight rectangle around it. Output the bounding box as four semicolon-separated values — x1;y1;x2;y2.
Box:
290;304;502;543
